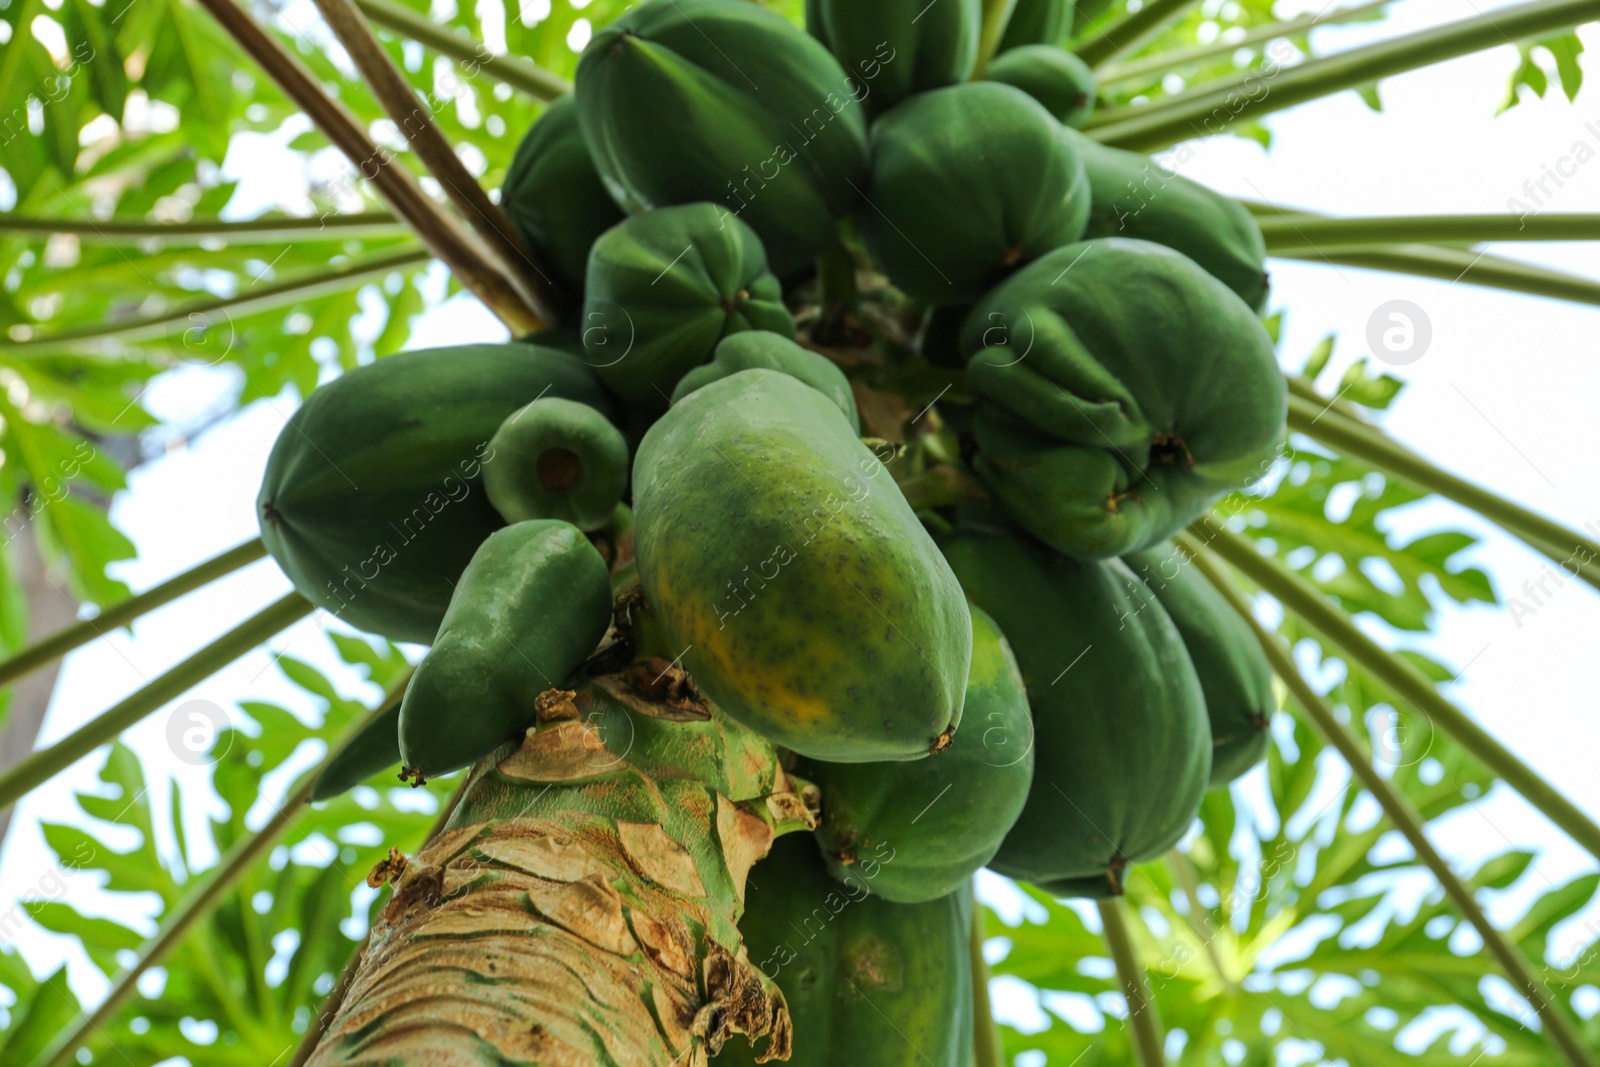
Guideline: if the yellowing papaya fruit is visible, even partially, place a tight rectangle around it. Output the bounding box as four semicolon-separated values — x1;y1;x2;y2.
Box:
1126;542;1274;787
576;0;869;277
861;82;1090;305
311;701;401;801
501;96;625;312
806;0;980;112
257;344;616;644
397;520;613;781
939;523;1210;898
720;834;973;1067
632;370;971;763
998;0;1073;52
671;331;859;432
482;397;628;531
1063;127;1270;310
960;238;1286;559
582;203;794;413
803;606;1033;903
984;44;1097;128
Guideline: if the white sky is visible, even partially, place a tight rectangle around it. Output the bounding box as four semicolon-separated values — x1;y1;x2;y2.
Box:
0;0;1597;1044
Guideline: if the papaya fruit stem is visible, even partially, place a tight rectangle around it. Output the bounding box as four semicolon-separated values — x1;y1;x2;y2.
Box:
1074;0;1200;70
0;538;267;691
1284;387;1600;593
1178;534;1600;1067
192;0;548;334
0;592;314;816
1096;896;1167;1067
1189;522;1600;872
1088;0;1600;152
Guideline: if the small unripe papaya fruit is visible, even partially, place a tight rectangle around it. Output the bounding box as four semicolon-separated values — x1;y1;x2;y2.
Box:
984;44;1097;128
805;0;980;112
582;203;793;412
804;606;1034;903
997;0;1073;52
482;397;628;531
862;82;1090;305
671;331;859;432
397;520;612;780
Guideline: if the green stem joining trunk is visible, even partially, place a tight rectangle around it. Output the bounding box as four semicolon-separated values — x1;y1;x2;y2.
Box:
1096;0;1392;84
974;0;1021;76
1285;391;1600;590
355;0;570;100
0;539;267;690
1177;535;1600;1067
969;898;1004;1067
8;248;429;355
1089;0;1599;150
1191;521;1600;866
306;677;812;1066
1262;213;1600;251
1074;0;1201;69
0;593;313;816
1097;897;1165;1067
0;212;405;243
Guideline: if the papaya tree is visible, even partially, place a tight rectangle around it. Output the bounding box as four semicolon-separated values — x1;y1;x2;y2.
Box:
1;0;1599;1066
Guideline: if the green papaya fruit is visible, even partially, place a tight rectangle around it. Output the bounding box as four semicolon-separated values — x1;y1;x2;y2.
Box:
576;0;869;277
985;45;1097;128
257;344;617;644
806;0;980;112
1125;542;1273;787
939;524;1211;898
397;520;613;780
997;0;1073;52
804;606;1033;903
960;238;1286;559
719;834;973;1067
581;203;794;412
311;701;401;801
1063;127;1270;309
482;397;628;532
671;331;859;432
861;82;1090;305
633;370;971;763
501;96;626;312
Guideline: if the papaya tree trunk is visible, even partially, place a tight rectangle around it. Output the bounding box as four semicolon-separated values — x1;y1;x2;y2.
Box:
307;679;814;1066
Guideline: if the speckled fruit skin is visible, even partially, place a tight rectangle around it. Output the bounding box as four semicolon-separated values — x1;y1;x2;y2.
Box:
1126;542;1274;787
717;834;973;1067
939;522;1211;898
804;606;1034;903
632;369;972;763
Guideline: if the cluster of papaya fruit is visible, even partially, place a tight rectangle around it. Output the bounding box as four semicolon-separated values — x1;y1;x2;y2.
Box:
254;0;1288;1060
